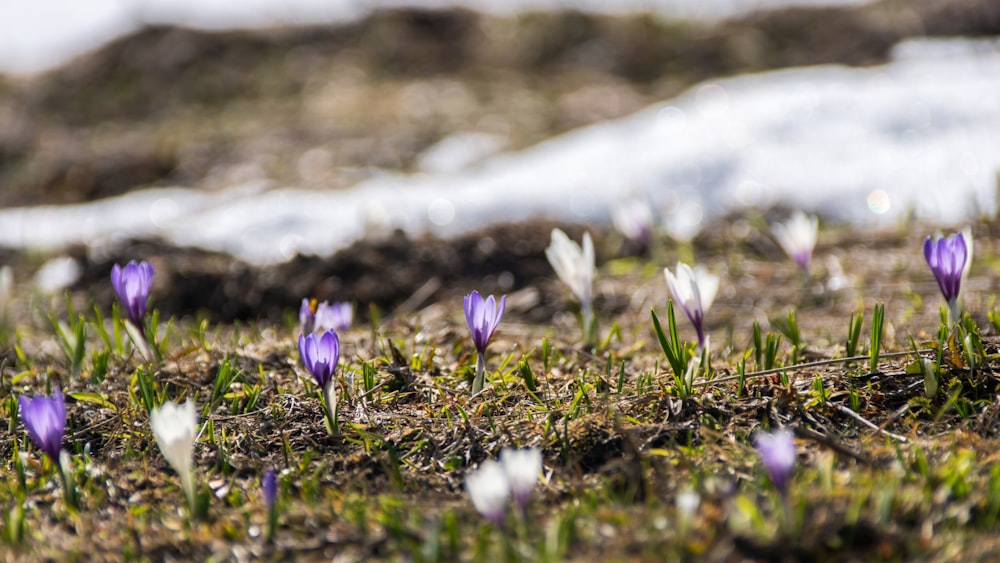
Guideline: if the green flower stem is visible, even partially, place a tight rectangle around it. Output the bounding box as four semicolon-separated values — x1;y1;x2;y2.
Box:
56;453;78;511
267;504;278;543
321;384;339;436
472;353;486;396
581;304;596;348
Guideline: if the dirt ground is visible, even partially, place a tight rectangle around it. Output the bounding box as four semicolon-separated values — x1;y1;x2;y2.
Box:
4;1;1000;561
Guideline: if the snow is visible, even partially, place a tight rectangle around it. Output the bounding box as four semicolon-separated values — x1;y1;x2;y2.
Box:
1;38;998;265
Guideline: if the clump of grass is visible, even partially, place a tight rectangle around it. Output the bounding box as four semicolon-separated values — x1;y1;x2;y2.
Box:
5;220;1000;561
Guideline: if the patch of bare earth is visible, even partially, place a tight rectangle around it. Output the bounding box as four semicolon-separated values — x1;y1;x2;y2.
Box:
3;0;1000;560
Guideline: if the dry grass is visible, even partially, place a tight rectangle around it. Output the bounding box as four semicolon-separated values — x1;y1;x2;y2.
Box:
3;216;1000;561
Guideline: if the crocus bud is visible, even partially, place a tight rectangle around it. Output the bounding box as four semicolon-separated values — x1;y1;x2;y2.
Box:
465;460;510;526
499;447;542;511
464;291;506;356
110;260;154;328
924;231;967;323
262;468;278;512
772;211;819;271
664;262;719;349
298;329;340;391
19;388;66;463
150;400;198;510
755;428;796;498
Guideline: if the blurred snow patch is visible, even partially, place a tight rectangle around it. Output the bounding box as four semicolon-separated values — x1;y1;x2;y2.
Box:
417;133;509;174
34;257;81;294
1;37;999;265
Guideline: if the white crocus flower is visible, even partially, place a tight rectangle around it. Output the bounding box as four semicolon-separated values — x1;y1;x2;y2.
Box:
150;400;198;512
612;199;654;248
465;459;510;526
545;229;594;306
499;447;542;511
545;228;596;344
771;211;819;271
664;262;719;349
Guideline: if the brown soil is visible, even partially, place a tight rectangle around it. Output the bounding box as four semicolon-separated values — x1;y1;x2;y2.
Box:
3;2;1000;561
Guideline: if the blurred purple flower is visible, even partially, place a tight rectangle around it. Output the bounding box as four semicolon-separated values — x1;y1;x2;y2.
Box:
755;428;796;498
19;388;66;462
262;468;278;512
316;302;352;333
110;260;154;328
464;291;506;355
924;232;967;318
300;299;353;334
298;329;340;390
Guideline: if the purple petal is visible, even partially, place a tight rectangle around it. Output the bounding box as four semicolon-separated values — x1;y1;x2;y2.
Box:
263;468;278;510
755;428;795;497
924;233;967;304
19;389;66;462
111;260;154;325
465;291;505;354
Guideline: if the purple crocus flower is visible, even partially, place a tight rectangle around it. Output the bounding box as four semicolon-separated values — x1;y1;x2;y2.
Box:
301;299;353;334
464;291;506;355
298;329;340;390
315;301;352;333
19;388;66;462
754;428;796;498
924;232;967;321
111;260;154;328
464;291;506;395
262;468;278;511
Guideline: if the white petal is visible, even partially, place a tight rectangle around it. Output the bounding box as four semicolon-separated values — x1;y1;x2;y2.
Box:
150;400;197;480
693;266;719;312
500;447;542;498
546;228;594;306
465;460;510;520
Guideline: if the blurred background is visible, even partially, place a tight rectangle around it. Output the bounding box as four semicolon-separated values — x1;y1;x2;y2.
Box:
0;0;999;317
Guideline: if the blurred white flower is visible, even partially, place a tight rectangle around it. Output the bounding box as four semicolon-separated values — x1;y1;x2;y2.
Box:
150;400;198;511
664;262;719;348
545;228;594;307
612;199;654;247
546;228;597;344
500;447;542;510
772;211;818;270
34;256;81;295
465;459;510;525
676;489;701;521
